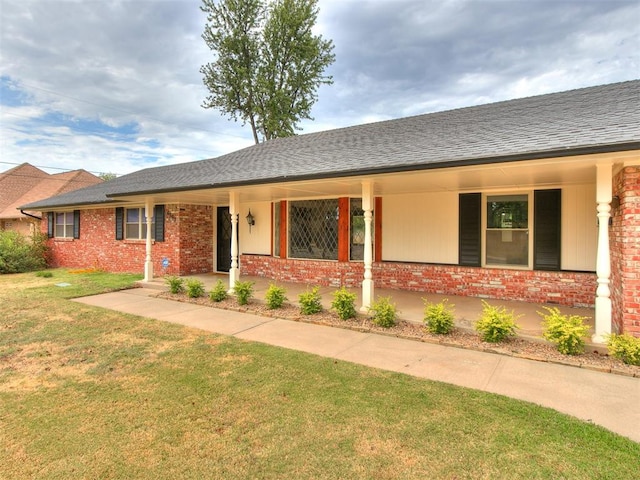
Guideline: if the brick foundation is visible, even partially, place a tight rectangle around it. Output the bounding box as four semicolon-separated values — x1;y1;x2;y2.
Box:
241;255;596;308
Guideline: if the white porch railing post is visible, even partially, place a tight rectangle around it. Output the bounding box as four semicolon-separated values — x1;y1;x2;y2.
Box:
360;181;375;313
228;192;240;293
143;199;154;282
593;163;612;343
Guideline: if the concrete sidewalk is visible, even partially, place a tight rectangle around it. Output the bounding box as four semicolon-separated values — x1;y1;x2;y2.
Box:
73;288;640;443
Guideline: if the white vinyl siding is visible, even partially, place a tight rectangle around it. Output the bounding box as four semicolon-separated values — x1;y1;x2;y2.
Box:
239;202;271;255
382;192;458;264
562;184;597;271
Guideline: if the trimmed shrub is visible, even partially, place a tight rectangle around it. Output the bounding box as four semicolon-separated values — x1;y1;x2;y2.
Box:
35;271;53;278
607;334;640;366
331;287;357;320
265;283;287;309
234;280;254;305
475;300;520;343
539;306;590;355
209;280;228;302
299;286;322;315
369;296;397;328
165;275;184;294
0;230;48;274
424;299;455;334
185;278;205;298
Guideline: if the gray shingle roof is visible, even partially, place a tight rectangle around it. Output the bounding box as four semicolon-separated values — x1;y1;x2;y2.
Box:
22;80;640;210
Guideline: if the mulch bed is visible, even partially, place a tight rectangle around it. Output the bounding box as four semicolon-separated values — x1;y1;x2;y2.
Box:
156;291;640;378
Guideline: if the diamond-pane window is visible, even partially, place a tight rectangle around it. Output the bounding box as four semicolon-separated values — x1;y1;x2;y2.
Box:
289;199;338;260
350;198;365;261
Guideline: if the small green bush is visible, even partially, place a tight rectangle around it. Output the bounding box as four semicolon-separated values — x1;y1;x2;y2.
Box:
165;275;184;294
209;280;228;302
299;286;323;315
424;299;455;334
35;271;53;278
331;287;357;320
475;300;520;343
0;230;48;274
539;306;590;355
369;296;397;328
265;283;287;309
607;333;640;366
234;280;254;305
185;278;205;298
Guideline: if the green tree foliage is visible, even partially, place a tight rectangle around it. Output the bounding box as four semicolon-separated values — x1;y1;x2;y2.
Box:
98;172;117;181
0;231;48;274
200;0;335;143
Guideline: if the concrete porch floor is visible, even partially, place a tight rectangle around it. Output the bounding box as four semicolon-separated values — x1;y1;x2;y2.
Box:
147;272;597;345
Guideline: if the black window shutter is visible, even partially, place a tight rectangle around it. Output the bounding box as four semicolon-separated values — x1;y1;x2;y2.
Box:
154;204;165;242
459;193;481;266
534;189;561;271
47;212;54;238
73;210;80;239
115;207;124;240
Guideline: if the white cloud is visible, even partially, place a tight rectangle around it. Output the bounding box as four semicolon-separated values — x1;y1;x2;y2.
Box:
1;0;638;176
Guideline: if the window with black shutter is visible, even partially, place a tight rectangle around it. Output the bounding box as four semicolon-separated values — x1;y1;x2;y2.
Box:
154;205;165;242
458;193;481;266
115;207;124;240
73;210;80;239
47;212;54;238
534;189;561;270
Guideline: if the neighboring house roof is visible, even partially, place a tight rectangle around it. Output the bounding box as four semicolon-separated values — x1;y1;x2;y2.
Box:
1;164;103;218
21;80;640;211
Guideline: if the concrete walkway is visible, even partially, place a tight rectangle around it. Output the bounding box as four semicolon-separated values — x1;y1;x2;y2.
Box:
74;287;640;443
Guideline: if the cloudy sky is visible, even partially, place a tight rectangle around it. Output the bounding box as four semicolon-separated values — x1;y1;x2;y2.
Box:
1;0;638;177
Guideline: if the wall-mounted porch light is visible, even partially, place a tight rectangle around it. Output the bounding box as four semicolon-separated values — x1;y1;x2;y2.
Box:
246;209;255;232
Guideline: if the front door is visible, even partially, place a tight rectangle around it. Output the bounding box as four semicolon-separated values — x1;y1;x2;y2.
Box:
216;206;232;272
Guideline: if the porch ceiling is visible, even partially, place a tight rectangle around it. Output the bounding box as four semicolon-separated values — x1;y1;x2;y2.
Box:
113;151;635;206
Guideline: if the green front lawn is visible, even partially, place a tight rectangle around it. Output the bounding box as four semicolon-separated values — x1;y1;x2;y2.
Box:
1;270;638;479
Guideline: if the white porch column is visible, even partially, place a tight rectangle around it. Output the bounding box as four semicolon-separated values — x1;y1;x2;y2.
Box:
143;199;154;282
228;191;240;292
360;181;375;313
593;163;612;343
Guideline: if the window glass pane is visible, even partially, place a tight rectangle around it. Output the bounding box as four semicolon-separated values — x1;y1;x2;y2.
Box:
486;230;529;265
273;202;281;257
350;198;365;261
486;194;528;266
126;224;139;239
126;209;139;223
289;199;338;260
487;195;528;229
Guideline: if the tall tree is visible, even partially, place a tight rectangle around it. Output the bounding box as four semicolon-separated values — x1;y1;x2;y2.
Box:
200;0;335;143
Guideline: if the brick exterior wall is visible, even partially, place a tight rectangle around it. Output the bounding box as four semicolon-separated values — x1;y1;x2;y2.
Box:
611;166;640;336
241;255;364;288
240;254;596;308
43;204;213;276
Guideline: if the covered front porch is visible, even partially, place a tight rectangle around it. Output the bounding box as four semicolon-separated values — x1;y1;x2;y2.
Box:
147;272;599;348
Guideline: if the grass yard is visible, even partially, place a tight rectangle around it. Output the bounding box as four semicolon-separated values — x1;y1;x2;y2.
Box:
1;270;638;479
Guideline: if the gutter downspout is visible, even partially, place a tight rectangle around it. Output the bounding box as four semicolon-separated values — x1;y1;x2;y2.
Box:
20;210;42;221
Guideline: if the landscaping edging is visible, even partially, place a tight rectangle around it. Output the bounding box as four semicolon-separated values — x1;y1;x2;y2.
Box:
155;291;640;378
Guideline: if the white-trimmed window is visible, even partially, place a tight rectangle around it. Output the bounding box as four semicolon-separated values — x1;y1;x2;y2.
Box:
55;212;74;238
47;211;79;239
485;193;530;267
125;207;154;240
